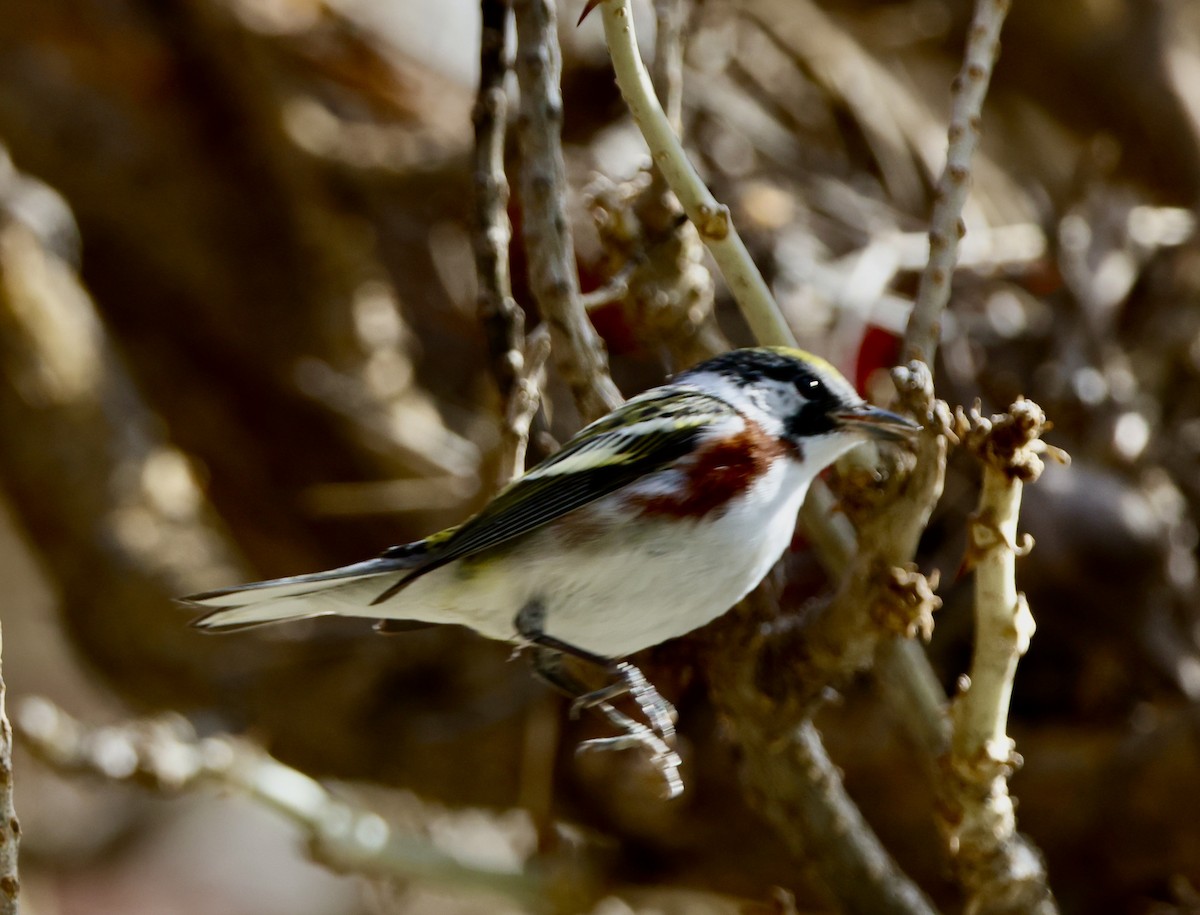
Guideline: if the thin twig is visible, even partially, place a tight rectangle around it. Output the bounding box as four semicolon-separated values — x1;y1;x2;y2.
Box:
939;402;1059;915
513;0;622;422
14;698;547;910
498;325;551;484
903;0;1013;366
599;0;795;347
474;0;552;486
0;624;18;915
651;0;684;135
473;0;527;421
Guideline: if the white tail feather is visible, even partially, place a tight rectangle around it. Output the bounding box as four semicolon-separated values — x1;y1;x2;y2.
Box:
185;559;405;631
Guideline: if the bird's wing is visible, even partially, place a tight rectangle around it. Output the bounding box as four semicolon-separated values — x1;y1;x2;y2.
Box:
369;387;740;604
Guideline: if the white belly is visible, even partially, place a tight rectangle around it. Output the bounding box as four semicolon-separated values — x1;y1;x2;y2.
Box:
389;458;812;657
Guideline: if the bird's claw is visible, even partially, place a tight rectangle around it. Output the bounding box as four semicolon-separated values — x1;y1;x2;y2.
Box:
571;661;682;798
579;701;684;799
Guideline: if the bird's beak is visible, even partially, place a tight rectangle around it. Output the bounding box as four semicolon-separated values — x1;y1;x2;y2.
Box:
833;405;921;441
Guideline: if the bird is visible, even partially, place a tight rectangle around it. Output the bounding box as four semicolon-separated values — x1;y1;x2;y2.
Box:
182;347;917;792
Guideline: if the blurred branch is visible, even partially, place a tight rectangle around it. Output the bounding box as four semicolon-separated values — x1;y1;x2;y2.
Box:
14;698;547;911
513;0;622;422
651;0;684;134
599;0;795;347
707;592;939;915
939;402;1059;915
0;178;526;795
0;209;252;709
740;0;926;212
904;0;1013;366
0;624;18;915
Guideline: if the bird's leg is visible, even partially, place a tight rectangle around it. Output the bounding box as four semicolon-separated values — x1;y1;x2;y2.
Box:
514;601;677;737
515;602;683;797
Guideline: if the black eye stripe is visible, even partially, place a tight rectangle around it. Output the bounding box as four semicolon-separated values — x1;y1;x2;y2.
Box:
786;401;837;438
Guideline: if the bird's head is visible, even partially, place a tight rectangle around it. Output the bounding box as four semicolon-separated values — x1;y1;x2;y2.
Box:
676;347;919;463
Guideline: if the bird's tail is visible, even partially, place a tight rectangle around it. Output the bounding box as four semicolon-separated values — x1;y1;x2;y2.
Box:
182;551;422;632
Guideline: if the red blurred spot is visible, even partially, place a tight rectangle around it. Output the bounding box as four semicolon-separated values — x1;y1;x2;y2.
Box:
854;324;902;394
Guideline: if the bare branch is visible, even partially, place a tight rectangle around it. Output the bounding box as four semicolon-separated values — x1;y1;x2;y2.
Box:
513;0;622;422
904;0;1013;366
598;0;795;348
0;624;18;915
706;592;938;915
474;0;551;486
474;0;526;416
497;326;551;485
938;401;1060;915
14;698;547;910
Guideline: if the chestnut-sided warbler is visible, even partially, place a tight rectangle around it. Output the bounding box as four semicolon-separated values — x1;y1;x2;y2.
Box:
183;347;916;790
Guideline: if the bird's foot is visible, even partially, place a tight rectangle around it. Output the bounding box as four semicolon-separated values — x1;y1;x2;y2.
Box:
569;660;677;736
571;660;682;798
578;701;684;799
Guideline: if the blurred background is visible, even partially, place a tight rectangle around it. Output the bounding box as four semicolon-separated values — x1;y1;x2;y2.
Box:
2;0;1200;912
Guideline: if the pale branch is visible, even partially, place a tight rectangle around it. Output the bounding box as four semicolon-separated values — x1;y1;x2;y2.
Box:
14;698;547;910
0;624;18;915
903;0;1013;366
513;0;622;422
497;325;551;485
938;401;1059;915
598;0;795;348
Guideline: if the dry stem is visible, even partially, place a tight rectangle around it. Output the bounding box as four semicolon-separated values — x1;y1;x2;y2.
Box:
499;326;552;484
14;698;547;910
599;0;795;347
474;0;551;485
939;401;1058;915
514;0;622;422
904;0;1013;365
